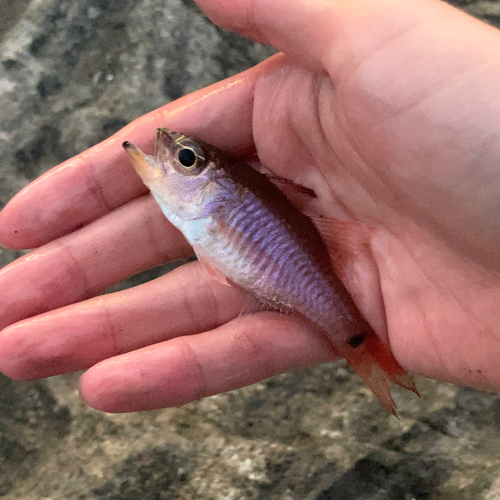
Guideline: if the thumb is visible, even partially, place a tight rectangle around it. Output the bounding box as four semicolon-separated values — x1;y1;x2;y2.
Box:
194;0;482;75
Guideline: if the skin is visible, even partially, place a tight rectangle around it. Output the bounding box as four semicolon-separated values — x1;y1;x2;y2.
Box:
0;0;500;412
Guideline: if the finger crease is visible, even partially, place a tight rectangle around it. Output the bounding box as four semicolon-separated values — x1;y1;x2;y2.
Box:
177;337;207;401
55;240;94;301
236;324;274;381
180;283;207;335
99;299;121;357
85;157;112;213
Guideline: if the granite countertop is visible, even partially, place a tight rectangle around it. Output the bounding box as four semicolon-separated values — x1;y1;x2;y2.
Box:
1;1;500;499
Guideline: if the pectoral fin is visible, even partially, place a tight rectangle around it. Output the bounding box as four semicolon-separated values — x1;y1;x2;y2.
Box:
193;245;233;287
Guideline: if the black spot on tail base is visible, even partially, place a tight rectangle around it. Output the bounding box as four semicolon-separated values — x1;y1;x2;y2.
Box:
347;334;366;348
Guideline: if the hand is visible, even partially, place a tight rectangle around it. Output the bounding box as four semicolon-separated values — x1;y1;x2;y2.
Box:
1;0;500;412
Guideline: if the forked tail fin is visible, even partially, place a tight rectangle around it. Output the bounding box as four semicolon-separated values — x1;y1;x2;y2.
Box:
342;333;418;416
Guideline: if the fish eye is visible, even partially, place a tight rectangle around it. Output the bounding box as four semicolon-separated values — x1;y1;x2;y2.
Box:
177;147;197;168
174;140;205;173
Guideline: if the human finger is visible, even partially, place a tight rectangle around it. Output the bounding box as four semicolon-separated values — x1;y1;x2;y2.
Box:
196;0;485;74
0;195;191;331
79;312;336;412
0;262;252;380
0;62;266;249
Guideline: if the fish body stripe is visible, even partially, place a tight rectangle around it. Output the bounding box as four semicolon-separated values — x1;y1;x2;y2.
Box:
208;191;350;333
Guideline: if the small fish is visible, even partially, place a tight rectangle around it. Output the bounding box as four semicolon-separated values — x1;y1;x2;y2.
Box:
123;128;417;414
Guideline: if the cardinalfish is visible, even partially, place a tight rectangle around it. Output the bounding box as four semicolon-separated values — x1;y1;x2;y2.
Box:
123;128;417;414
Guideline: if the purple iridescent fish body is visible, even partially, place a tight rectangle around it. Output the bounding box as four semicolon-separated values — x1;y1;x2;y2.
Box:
202;176;359;343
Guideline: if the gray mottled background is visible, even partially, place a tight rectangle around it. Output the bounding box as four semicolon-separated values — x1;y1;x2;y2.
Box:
1;1;500;499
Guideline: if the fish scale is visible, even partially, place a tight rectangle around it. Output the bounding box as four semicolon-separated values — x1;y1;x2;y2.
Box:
219;190;332;316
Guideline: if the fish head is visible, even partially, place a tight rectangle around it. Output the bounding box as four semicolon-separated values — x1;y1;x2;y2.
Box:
123;128;225;220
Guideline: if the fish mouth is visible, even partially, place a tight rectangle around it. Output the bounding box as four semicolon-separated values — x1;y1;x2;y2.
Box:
122;141;156;180
123;128;190;180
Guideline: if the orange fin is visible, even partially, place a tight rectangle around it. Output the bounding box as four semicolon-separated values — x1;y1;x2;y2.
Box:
310;217;376;285
343;333;418;416
311;217;374;254
313;217;390;344
193;246;233;287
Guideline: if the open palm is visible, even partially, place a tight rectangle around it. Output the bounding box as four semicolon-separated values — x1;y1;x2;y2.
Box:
1;0;500;412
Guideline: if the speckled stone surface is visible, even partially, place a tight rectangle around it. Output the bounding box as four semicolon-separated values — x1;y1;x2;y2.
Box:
1;1;500;499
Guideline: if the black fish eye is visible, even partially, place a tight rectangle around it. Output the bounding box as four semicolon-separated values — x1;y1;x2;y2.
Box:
177;148;197;168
